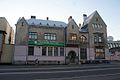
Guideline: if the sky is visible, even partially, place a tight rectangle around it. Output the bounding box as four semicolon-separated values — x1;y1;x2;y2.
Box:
0;0;120;40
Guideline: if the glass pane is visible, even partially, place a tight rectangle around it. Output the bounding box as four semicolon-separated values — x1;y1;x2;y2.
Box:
54;47;58;56
42;47;46;56
48;47;52;56
60;48;64;56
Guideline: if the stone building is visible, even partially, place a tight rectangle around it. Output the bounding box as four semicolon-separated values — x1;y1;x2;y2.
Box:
14;11;109;64
0;17;14;63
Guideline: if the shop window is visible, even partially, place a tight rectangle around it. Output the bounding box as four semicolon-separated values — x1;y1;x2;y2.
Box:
42;47;46;56
48;47;52;56
28;46;34;56
80;48;87;59
60;47;64;56
54;47;58;56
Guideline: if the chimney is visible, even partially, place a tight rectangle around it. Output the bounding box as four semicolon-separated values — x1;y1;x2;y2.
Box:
68;16;72;22
46;17;49;20
83;14;87;22
31;16;36;19
79;23;81;27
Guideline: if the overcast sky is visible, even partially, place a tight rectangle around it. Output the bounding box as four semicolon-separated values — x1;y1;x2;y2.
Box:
0;0;120;40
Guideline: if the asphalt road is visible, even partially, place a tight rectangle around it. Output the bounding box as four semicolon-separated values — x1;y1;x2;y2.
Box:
0;63;120;80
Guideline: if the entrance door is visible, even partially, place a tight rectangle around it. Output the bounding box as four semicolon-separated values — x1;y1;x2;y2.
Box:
68;51;76;63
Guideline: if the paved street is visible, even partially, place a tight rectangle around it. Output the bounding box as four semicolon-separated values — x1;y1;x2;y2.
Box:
0;63;120;80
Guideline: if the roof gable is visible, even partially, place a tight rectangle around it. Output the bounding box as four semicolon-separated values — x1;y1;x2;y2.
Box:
83;10;106;26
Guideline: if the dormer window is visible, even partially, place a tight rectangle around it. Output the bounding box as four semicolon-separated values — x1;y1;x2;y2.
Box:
32;22;34;25
47;23;49;26
53;24;56;26
40;23;42;25
60;25;63;27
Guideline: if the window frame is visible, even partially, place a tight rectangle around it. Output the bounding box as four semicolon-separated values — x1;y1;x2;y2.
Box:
54;47;58;56
28;46;34;56
29;32;38;40
44;33;56;41
42;47;46;56
60;47;64;56
48;47;53;56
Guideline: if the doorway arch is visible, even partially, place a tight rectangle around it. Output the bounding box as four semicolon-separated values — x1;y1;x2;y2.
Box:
68;51;76;63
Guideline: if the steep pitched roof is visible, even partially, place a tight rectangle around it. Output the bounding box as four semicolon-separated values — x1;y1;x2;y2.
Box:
83;10;97;26
26;18;67;27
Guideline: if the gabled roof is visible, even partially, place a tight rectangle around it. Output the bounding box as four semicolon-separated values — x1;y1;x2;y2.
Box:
83;10;97;26
26;18;67;27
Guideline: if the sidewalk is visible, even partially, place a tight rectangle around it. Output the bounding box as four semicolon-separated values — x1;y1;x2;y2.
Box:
0;62;119;69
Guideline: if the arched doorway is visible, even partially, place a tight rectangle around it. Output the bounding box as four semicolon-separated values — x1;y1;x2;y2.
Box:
68;51;76;63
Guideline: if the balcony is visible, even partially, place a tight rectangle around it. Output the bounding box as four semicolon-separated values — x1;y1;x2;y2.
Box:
65;40;79;47
66;40;80;45
79;42;89;47
94;42;105;47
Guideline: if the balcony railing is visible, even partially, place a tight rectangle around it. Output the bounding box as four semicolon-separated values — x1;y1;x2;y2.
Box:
66;40;80;44
66;40;88;45
94;42;105;46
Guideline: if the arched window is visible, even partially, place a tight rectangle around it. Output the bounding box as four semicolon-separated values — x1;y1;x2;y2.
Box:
80;35;86;42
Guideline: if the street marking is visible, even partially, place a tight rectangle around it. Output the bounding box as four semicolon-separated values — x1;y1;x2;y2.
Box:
0;67;120;75
34;73;120;80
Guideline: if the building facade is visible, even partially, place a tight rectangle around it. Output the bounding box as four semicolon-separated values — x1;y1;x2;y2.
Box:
14;11;109;64
108;36;120;61
0;17;14;63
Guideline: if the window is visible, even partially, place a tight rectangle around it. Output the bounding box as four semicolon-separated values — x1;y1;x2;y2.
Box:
98;24;100;28
53;24;56;26
29;32;37;39
95;48;104;53
48;47;52;56
42;47;46;56
40;23;42;25
54;47;58;56
47;23;49;26
72;25;74;29
95;48;105;59
98;37;102;42
100;25;103;28
94;36;97;42
95;24;97;28
80;48;87;59
60;48;64;56
94;33;103;43
80;36;86;42
92;23;95;28
71;35;77;40
44;33;56;41
21;22;24;26
28;46;34;56
92;23;103;29
96;18;98;21
70;33;77;40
